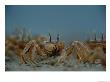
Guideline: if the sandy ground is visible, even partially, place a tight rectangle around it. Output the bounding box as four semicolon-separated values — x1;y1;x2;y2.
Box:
5;53;105;71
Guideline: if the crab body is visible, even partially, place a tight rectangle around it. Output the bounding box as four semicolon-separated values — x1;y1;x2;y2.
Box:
21;40;64;64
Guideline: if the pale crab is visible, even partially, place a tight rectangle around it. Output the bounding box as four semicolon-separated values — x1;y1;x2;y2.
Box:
19;34;65;64
57;41;106;66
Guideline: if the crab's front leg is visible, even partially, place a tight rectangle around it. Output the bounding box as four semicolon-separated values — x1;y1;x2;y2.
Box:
14;46;27;64
21;40;38;65
28;42;44;65
56;45;74;64
57;49;67;63
35;43;46;56
28;46;38;65
19;53;27;64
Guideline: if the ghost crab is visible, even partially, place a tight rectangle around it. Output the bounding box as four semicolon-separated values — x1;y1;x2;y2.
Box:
20;34;65;64
57;41;106;66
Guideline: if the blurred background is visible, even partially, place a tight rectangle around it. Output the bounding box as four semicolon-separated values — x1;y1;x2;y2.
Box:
5;5;106;43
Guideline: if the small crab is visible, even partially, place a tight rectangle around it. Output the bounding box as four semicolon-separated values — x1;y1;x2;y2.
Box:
20;34;65;64
57;41;106;66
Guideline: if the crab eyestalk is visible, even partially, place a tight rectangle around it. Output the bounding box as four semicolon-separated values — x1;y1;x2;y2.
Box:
56;34;60;43
49;33;51;42
94;33;96;41
101;32;104;42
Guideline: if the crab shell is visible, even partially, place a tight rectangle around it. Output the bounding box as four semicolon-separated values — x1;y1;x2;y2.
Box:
39;41;65;56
